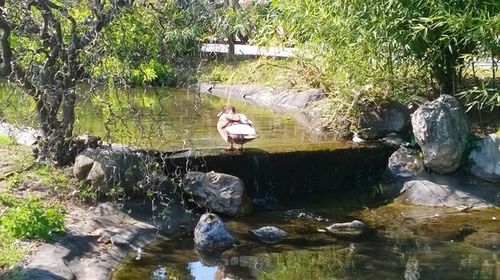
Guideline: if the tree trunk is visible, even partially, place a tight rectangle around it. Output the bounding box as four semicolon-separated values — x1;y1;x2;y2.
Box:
434;51;458;95
0;0;134;165
0;0;12;76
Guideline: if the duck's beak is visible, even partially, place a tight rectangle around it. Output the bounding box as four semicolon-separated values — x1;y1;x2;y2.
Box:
217;111;223;117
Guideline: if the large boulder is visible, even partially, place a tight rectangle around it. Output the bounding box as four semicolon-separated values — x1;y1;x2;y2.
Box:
411;95;469;174
182;171;252;216
73;148;148;195
359;102;411;140
194;213;238;252
468;133;500;183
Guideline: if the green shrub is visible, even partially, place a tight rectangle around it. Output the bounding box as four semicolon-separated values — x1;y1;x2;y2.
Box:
0;196;65;240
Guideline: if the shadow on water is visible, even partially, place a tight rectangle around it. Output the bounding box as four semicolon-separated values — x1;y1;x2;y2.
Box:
113;191;500;280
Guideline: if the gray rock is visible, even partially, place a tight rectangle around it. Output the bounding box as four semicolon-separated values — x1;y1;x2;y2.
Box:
469;133;500;182
26;203;157;280
200;84;325;113
182;171;252;216
359;102;410;140
326;220;365;238
398;179;494;208
411;95;469;174
25;245;75;280
388;147;424;178
194;213;238;252
73;148;147;195
249;226;288;244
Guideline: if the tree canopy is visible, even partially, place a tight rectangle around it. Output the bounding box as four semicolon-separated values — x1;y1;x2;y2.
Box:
0;0;498;162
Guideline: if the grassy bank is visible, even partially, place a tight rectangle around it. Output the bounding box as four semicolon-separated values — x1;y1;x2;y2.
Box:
198;57;311;90
0;142;73;275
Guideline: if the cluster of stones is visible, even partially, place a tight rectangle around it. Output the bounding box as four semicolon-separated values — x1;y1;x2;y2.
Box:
400;94;500;182
385;95;499;208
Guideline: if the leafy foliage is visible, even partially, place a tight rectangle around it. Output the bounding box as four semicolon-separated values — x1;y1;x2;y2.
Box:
236;0;499;133
87;0;209;87
0;196;65;240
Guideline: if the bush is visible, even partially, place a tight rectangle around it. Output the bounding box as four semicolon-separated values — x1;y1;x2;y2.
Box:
0;196;65;240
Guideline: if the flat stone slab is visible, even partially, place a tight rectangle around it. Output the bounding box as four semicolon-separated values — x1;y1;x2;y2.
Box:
397;174;499;209
24;203;157;280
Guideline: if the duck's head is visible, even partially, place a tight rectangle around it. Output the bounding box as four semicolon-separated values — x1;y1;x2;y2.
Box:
217;104;235;117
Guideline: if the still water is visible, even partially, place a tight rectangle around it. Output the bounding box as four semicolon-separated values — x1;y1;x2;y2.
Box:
113;193;499;280
0;84;330;151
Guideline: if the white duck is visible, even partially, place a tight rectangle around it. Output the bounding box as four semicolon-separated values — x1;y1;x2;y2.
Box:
217;105;259;150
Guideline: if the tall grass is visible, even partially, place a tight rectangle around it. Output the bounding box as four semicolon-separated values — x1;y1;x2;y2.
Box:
231;0;499;133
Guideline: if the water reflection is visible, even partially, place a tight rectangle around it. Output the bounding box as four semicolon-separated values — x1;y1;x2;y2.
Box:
0;85;332;151
113;208;499;280
112;190;500;280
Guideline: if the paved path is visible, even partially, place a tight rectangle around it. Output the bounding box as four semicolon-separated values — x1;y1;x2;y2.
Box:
201;43;306;58
201;43;497;69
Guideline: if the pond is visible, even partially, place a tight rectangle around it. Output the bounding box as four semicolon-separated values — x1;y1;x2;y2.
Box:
0;83;331;151
112;192;499;280
2;84;498;279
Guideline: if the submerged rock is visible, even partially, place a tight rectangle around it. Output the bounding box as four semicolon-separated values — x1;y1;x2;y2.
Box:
182;171;252;216
411;95;469;174
194;213;238;252
398;179;494;208
469;133;500;183
464;231;500;250
326;220;365;238
249;226;288;244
